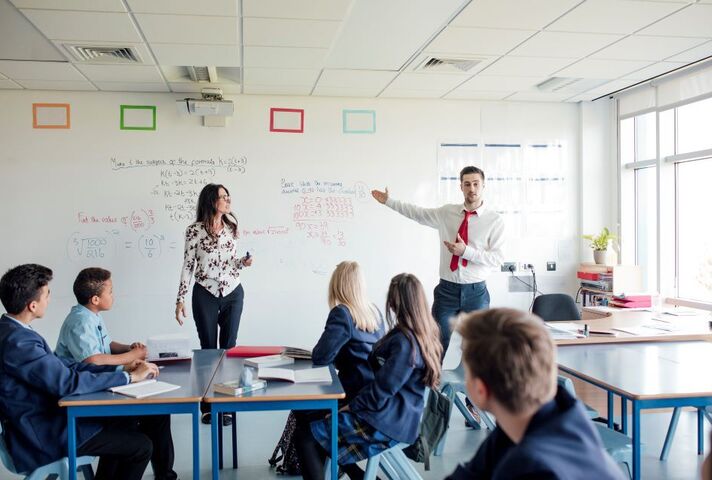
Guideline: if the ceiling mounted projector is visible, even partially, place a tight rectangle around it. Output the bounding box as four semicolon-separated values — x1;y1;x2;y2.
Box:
176;88;233;116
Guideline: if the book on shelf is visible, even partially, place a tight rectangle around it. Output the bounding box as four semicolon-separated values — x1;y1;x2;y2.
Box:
578;263;614;274
580;280;612;291
258;366;332;383
109;380;180;399
226;345;285;358
283;347;312;360
244;354;295;368
213;379;267;396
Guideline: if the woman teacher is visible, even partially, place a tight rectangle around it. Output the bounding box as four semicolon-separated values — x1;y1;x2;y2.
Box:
175;183;253;350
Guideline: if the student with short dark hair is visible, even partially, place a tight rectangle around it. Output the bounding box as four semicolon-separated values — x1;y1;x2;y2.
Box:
445;308;625;480
0;264;173;480
296;273;442;480
55;267;147;367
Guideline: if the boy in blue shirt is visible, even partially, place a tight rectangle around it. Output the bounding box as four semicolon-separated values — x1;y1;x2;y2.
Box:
445;308;625;480
56;267;146;368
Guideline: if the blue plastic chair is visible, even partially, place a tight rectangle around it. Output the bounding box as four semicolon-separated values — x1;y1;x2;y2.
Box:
659;406;712;461
558;375;632;478
0;423;95;480
324;442;422;480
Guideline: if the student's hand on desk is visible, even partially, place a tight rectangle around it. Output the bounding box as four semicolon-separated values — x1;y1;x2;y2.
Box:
371;187;388;204
175;302;187;326
131;361;160;382
129;345;148;360
124;359;142;372
443;234;466;256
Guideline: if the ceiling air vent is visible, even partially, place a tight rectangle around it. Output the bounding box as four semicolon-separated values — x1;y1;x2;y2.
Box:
416;55;484;73
63;44;142;64
537;77;608;93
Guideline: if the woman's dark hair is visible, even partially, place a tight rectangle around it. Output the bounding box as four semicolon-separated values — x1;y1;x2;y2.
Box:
73;267;111;305
0;264;53;315
384;273;442;388
196;183;238;237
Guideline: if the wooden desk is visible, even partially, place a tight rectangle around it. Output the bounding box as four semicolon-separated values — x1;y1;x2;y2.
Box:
558;341;712;480
204;358;345;480
553;307;712;345
59;349;224;480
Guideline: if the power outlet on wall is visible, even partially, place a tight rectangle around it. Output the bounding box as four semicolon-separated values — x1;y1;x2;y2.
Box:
547;261;556;271
501;262;516;272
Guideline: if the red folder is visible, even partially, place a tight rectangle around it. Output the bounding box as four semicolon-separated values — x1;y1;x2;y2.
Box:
577;272;600;280
226;345;285;358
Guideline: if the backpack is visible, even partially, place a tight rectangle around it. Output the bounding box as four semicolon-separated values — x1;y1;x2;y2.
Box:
403;388;452;470
268;411;301;475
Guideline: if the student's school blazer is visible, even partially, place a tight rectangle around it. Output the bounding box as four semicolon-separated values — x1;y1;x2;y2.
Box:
348;329;426;444
312;304;385;401
0;315;126;473
444;385;626;480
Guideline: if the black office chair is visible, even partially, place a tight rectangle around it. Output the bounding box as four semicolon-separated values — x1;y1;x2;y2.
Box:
532;293;581;321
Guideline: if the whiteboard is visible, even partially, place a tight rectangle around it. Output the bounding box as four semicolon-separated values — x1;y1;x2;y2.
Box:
0;91;580;352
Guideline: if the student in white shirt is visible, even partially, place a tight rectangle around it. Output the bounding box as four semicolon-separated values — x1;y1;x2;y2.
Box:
371;166;504;357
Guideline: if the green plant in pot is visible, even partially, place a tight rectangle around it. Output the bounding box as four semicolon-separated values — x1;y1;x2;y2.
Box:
583;227;617;265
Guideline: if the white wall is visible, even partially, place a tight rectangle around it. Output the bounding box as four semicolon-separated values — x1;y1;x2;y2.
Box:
0;90;582;354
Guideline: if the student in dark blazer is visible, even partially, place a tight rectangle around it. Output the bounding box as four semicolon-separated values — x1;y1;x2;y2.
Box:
311;261;385;402
444;308;625;480
0;264;172;480
296;273;443;480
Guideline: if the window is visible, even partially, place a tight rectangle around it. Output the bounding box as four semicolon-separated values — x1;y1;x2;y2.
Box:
635;112;656;161
635;167;657;291
677;97;712;155
676;158;712;301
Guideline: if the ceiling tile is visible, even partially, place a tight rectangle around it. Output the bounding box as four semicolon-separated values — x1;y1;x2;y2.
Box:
570;79;636;101
75;64;164;82
317;70;398;89
620;61;688;80
547;0;685;34
243;46;328;69
312;86;383;97
243;85;312;95
452;0;582;30
379;88;447;99
444;90;512;100
428;27;536;56
20;9;142;42
243;68;320;87
243;18;340;48
134;14;238;44
665;40;712;62
510;31;623;58
505;91;574;102
242;0;351;20
387;72;467;91
0;1;65;62
151;44;240;67
0;60;84;80
94;81;169;92
11;0;125;11
0;79;23;89
555;58;653;78
482;56;577;77
127;0;236;16
14;79;97;90
639;4;712;37
591;35;708;61
326;0;467;70
457;75;547;92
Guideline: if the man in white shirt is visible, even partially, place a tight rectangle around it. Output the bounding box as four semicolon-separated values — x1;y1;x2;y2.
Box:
372;166;504;356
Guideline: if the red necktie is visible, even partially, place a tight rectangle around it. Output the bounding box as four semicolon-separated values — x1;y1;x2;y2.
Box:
450;210;476;271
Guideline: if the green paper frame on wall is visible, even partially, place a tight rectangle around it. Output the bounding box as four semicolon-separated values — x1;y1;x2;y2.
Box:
120;105;156;131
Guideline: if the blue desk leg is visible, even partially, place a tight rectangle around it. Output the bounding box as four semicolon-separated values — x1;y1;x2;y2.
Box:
632;401;641;480
211;407;220;480
621;397;628;435
661;408;681;461
231;412;237;469
330;402;338;480
68;409;77;480
608;391;614;429
699;408;704;455
192;406;200;480
218;413;223;470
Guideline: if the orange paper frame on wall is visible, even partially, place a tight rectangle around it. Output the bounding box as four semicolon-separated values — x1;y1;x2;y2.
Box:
32;103;71;129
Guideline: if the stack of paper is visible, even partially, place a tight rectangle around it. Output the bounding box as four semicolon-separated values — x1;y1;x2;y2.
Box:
109;380;180;399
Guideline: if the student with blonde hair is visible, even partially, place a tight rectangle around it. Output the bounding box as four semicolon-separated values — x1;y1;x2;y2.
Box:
296;273;442;480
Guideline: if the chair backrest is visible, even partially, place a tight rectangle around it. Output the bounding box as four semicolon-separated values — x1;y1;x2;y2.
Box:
532;294;581;321
557;375;577;397
0;420;19;474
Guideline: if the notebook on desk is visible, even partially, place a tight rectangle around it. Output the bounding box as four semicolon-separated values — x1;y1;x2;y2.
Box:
109;380;181;399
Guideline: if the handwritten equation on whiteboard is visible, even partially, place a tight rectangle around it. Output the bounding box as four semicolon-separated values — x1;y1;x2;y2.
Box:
77;209;156;232
110;155;248;223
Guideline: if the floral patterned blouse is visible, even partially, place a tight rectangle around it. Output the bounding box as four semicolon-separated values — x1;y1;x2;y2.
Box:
176;222;245;304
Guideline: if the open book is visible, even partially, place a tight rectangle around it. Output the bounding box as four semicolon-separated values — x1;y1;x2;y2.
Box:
109;379;180;399
244;354;294;368
258;366;331;383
